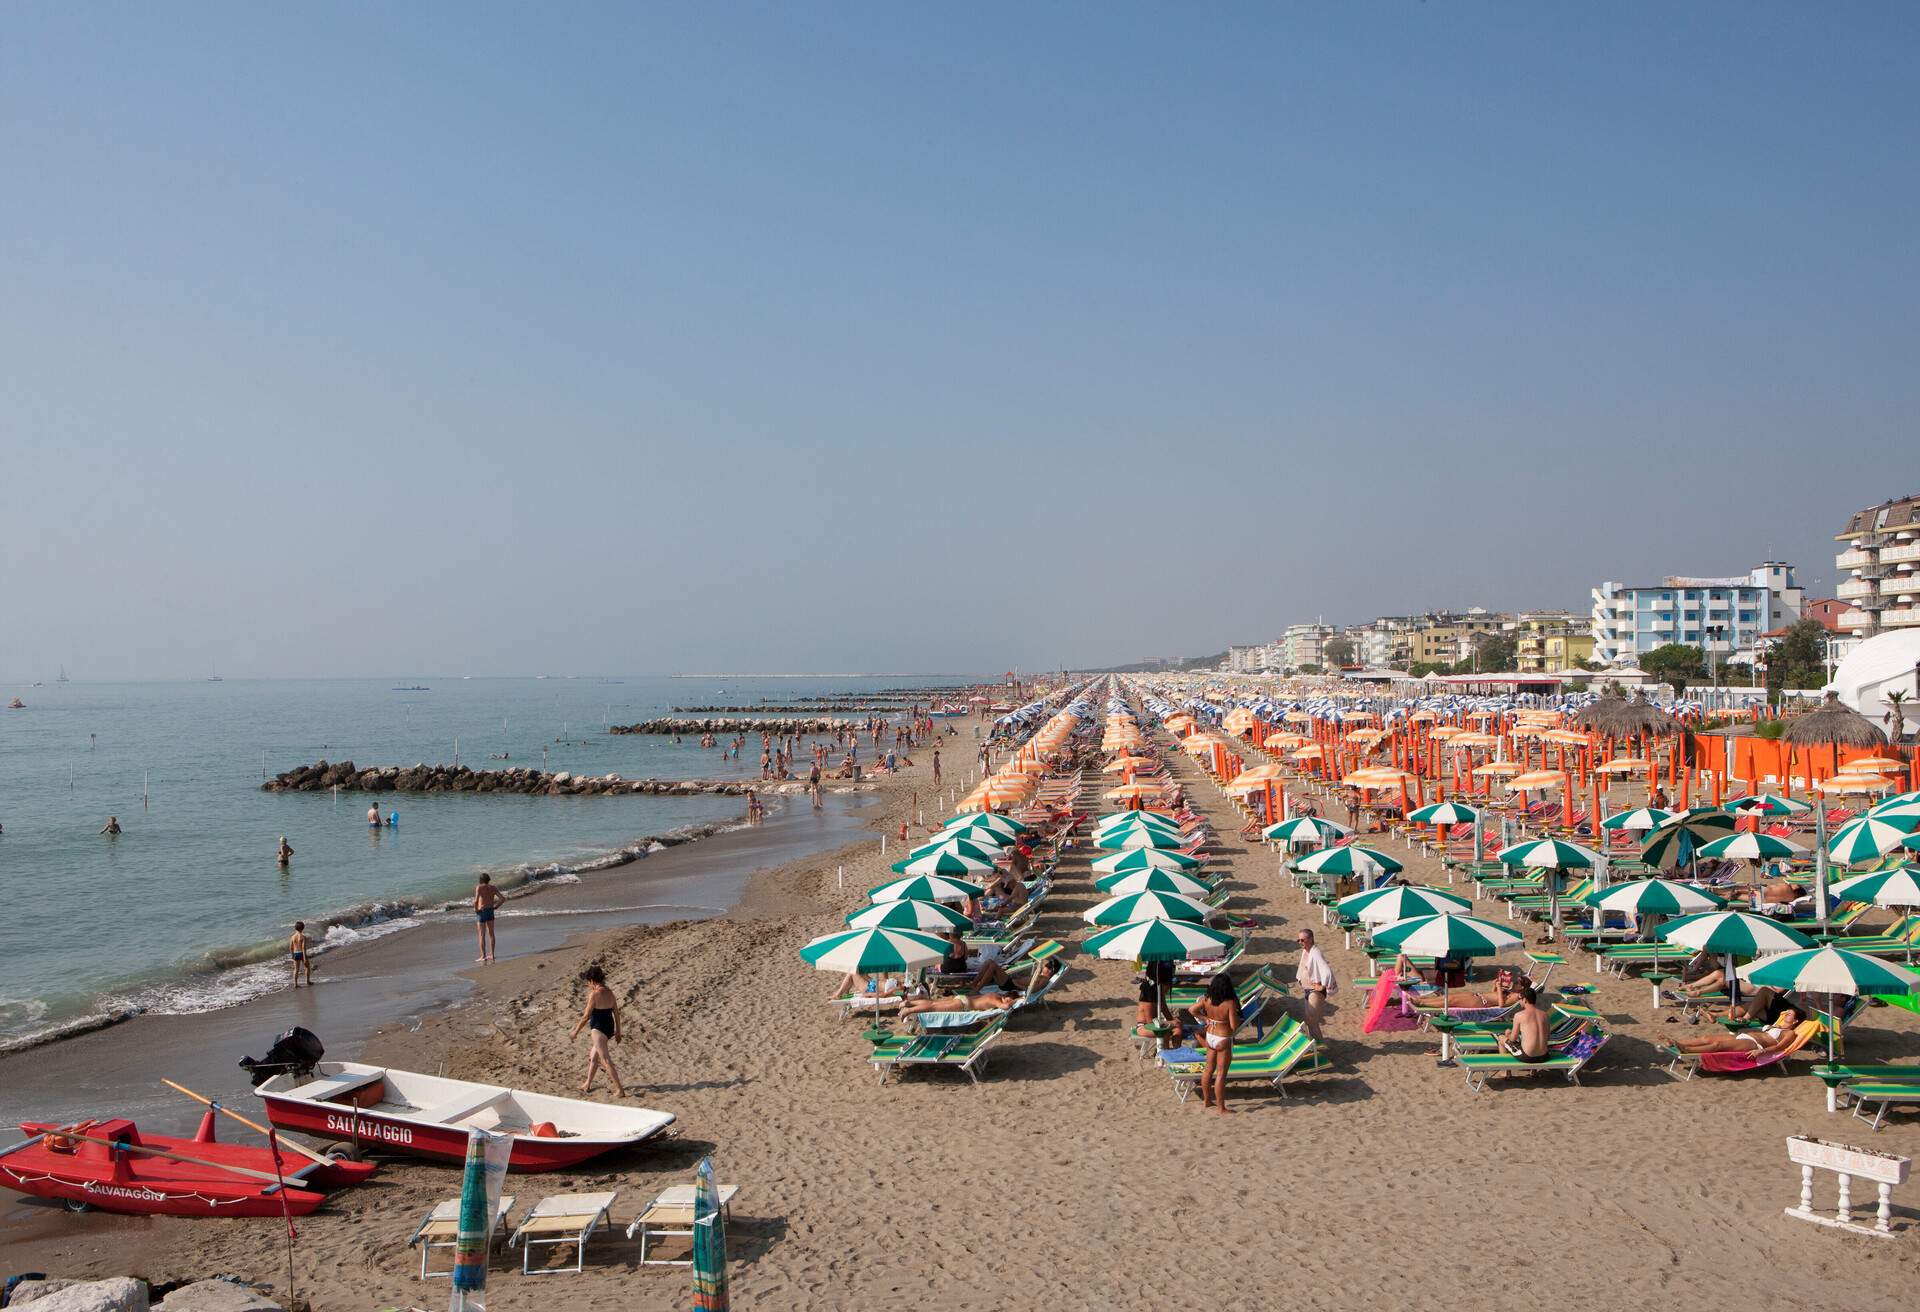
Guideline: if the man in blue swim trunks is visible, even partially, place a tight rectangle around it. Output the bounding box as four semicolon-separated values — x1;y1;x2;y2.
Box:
474;873;503;963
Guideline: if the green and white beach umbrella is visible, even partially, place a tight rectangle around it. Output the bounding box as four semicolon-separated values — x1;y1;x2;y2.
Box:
1094;868;1214;899
1336;883;1473;925
1295;844;1404;879
1083;889;1214;926
1090;847;1201;875
1408;801;1481;826
1731;793;1811;817
798;926;948;975
1600;806;1673;832
845;898;973;932
1830;865;1920;909
1094;818;1183;841
905;836;1007;862
1870;790;1920;817
1369;912;1523;958
1261;816;1352;844
888;849;999;877
1081;918;1236;963
1094;827;1187;852
1739;945;1920;998
1656;910;1815;956
867;874;986;905
943;812;1028;839
1698;832;1808;862
1585;878;1725;917
1640;809;1738;870
1826;815;1920;866
1497;837;1598;870
1096;810;1181;832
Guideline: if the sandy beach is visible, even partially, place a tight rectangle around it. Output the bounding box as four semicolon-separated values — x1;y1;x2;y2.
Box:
6;709;1920;1311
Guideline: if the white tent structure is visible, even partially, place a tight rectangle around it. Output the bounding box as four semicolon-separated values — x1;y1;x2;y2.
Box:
1827;629;1920;742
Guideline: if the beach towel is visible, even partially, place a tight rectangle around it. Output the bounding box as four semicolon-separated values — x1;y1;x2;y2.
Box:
1363;969;1419;1033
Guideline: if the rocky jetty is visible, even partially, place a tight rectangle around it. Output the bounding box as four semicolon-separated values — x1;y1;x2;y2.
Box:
610;716;856;735
672;703;892;713
262;760;801;797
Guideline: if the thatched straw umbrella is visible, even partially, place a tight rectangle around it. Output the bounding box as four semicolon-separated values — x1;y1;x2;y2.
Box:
1783;692;1888;932
1572;691;1682;805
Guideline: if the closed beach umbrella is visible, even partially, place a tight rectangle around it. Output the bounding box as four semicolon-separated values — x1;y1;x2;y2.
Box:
1095;827;1186;852
798;926;947;975
1081;918;1237;962
943;813;1028;839
1295;844;1405;880
846;898;973;932
1262;816;1352;845
888;849;998;877
1698;832;1808;862
1829;865;1920;909
1657;910;1815;956
1337;884;1473;925
1827;815;1920;866
1408;802;1480;826
1600;806;1673;832
1090;847;1202;875
867;874;986;905
1586;878;1726;917
1083;889;1214;926
1094;868;1214;898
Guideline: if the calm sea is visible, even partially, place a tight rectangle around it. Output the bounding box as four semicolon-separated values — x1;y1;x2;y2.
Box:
0;675;962;1048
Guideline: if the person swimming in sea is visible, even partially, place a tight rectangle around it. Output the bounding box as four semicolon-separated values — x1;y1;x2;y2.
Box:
100;815;121;836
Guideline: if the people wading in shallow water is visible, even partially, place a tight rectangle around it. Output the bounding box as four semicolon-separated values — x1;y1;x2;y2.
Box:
474;873;504;962
569;965;626;1096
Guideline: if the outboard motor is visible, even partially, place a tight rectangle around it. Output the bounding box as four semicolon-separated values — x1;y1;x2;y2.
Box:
239;1026;325;1087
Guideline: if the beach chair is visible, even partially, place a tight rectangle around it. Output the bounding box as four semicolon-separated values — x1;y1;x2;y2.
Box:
1459;1029;1608;1092
1160;1018;1328;1102
625;1182;740;1265
407;1194;515;1278
869;1015;1006;1085
1659;1018;1821;1081
507;1191;618;1275
1826;914;1920;958
1847;1083;1920;1131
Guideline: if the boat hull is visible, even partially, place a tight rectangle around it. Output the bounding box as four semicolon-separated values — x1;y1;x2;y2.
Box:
257;1096;657;1172
1;1122;331;1218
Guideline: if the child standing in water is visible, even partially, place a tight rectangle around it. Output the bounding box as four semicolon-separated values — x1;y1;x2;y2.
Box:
289;921;312;987
568;965;626;1096
474;873;503;962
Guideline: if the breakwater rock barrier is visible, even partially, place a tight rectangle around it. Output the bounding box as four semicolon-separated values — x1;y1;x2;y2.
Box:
262;761;840;797
610;717;858;735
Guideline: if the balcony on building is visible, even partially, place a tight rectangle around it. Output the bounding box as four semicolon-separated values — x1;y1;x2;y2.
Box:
1836;578;1878;600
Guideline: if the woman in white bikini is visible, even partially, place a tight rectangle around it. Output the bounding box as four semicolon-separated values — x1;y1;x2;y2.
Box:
1669;1007;1803;1057
1189;972;1241;1116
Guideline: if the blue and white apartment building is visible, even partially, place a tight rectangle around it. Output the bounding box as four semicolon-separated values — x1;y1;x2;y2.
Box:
1590;562;1803;667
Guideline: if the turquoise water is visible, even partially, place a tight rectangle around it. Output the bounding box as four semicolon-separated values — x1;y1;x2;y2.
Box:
0;675;956;1047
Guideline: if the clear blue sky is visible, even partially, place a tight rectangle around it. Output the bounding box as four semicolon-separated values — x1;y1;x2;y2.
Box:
3;4;1914;678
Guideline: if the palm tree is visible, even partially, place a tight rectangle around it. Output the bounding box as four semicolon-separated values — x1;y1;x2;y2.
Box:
1888;689;1910;746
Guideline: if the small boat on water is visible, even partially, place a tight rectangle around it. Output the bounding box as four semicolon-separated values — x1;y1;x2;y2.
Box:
0;1117;372;1217
6;698;23;709
253;1063;675;1172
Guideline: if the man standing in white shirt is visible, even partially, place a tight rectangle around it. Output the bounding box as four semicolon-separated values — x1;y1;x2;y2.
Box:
1295;928;1336;1041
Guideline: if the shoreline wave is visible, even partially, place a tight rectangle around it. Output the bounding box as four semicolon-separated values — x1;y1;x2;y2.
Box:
0;813;759;1058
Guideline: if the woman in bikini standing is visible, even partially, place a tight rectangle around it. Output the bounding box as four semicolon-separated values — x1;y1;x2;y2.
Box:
1190;972;1241;1115
568;965;627;1097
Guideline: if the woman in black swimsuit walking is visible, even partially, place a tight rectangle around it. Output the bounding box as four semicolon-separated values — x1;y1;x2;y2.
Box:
568;965;627;1097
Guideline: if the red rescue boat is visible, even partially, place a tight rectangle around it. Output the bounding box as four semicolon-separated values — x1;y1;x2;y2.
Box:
0;1116;372;1218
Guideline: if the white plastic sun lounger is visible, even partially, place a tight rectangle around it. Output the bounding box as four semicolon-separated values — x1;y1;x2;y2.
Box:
407;1194;516;1278
507;1191;618;1275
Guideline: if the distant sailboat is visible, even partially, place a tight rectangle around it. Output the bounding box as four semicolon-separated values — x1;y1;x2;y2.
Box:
56;665;70;684
208;663;224;683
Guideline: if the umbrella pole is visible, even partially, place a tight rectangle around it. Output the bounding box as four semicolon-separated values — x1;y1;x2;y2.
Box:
1815;805;1830;936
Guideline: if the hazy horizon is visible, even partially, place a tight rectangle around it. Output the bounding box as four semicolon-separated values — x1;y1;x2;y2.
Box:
5;5;1913;682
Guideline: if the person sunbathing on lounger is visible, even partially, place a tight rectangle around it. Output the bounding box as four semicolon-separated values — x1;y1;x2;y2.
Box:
1670;1008;1803;1056
1397;958;1519;1010
1498;982;1551;1063
1668;950;1728;1000
898;960;1060;1015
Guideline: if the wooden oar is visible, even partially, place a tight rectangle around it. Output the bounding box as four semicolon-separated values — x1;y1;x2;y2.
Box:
58;1131;295;1188
161;1078;331;1167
